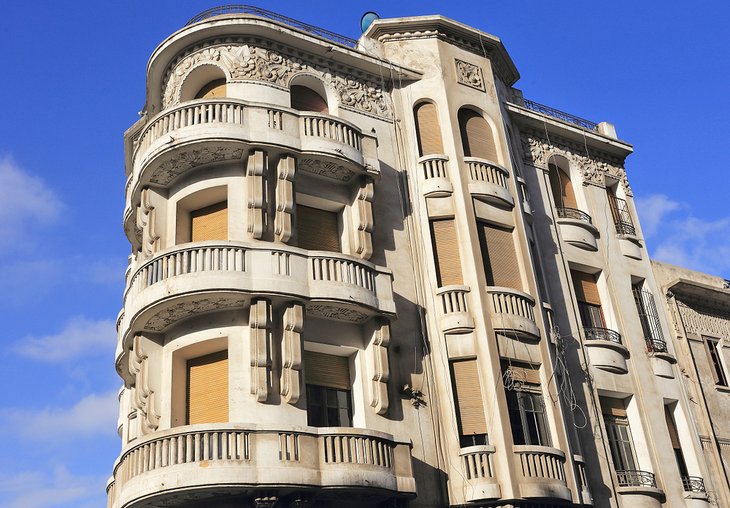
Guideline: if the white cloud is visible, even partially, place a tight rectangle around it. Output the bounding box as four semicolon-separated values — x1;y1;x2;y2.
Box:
634;193;682;237
3;390;118;441
0;466;106;508
636;193;730;276
0;156;62;249
14;316;116;362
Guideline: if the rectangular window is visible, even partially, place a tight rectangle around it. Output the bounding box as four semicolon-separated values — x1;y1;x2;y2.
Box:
632;281;667;353
187;350;229;425
503;362;551;446
450;359;488;447
607;186;636;236
706;337;728;386
477;221;522;290
601;398;638;480
430;219;463;287
296;204;341;252
304;351;352;427
190;200;228;241
571;271;605;329
664;405;689;478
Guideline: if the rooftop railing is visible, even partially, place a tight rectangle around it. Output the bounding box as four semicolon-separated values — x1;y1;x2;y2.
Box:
523;99;598;131
185;5;359;48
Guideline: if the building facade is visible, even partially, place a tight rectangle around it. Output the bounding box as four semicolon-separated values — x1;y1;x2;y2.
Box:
107;6;726;508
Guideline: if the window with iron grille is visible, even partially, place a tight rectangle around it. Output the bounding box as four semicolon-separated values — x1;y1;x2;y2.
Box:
607;187;636;236
632;282;667;353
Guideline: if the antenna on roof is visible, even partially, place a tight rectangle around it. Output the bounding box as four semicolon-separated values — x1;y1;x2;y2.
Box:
360;11;380;33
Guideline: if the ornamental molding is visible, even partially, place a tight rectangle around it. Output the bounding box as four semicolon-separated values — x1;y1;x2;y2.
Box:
307;304;369;323
519;129;632;196
298;158;354;182
455;59;485;91
149;147;245;186
145;297;244;331
677;301;730;338
162;39;392;120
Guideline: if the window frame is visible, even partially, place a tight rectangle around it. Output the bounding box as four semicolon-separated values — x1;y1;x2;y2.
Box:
505;385;552;447
705;336;728;387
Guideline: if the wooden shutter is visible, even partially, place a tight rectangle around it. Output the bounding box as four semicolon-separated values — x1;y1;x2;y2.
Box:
571;271;601;305
304;351;350;390
195;79;227;99
430;219;463;286
191;201;228;241
548;163;577;209
291;85;329;113
478;222;522;290
414;103;444;156
458;109;498;162
503;361;541;385
600;397;627;418
297;205;341;252
187;350;229;424
451;359;487;435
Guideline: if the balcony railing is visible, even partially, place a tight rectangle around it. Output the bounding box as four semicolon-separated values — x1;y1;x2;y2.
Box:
616;469;657;488
557;207;593;224
523;99;598;131
681;475;706;493
608;195;637;236
633;288;668;354
185;5;359;48
584;327;623;345
646;339;668;354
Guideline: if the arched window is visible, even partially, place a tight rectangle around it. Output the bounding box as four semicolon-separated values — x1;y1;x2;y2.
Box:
458;108;498;162
179;64;227;102
413;102;444;156
290;85;329;113
547;157;577;209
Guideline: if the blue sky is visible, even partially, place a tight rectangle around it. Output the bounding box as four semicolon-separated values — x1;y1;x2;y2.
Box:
0;1;728;506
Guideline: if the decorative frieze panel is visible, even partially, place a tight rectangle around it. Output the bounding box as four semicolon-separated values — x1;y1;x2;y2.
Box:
353;176;374;260
162;39;392;120
275;156;296;243
280;303;304;404
246;150;268;240
298;158;354;182
137;189;160;259
128;335;160;435
519;129;631;196
368;319;391;414
250;299;273;402
149;147;245;186
677;301;730;338
145;297;244;332
455;59;485;91
307;304;369;323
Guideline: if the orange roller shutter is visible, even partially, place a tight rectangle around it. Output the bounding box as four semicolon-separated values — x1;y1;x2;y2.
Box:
296;205;341;252
414;102;444;156
451;359;488;436
187;350;229;425
430;219;463;286
191;201;228;241
304;351;350;390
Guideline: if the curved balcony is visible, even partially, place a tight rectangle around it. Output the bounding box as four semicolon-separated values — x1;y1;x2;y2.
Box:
513;445;571;500
556;207;598;251
127;99;377;196
108;424;415;508
465;157;513;207
486;287;540;340
120;241;394;340
616;469;664;507
436;285;474;333
460;445;500;502
418;154;452;197
584;327;629;374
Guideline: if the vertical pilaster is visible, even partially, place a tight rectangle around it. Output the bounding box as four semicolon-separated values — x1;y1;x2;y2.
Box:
280;302;304;404
275;156;296;243
250;298;272;402
368;318;391;414
247;149;268;240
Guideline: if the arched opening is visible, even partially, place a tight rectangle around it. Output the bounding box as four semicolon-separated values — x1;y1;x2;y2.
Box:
179;64;227;102
547;156;577;209
458;108;498;162
290;85;329;113
413;102;444;156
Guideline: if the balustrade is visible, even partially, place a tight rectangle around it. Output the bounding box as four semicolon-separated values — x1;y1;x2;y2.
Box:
436;285;474;332
466;157;509;189
301;114;361;150
310;255;374;291
486;287;538;338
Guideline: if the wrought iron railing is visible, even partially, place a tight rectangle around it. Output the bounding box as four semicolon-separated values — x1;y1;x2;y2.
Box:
682;475;706;493
646;339;668;354
616;469;657;488
523;99;598;131
557;207;593;224
584;327;623;345
608;195;636;236
185;5;359;48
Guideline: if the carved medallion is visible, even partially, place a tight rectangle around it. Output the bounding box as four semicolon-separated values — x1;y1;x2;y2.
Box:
455;59;485;91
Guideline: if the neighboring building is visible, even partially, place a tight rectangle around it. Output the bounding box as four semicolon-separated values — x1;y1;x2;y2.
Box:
107;6;724;508
653;261;730;506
